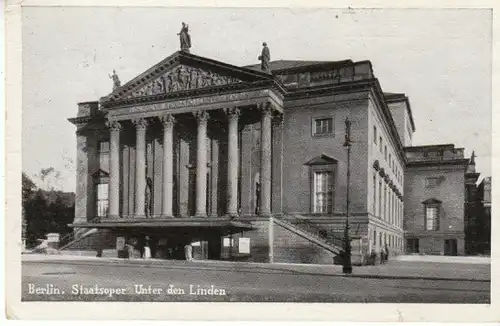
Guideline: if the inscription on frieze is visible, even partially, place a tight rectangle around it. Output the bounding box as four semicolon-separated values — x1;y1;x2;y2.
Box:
127;65;242;98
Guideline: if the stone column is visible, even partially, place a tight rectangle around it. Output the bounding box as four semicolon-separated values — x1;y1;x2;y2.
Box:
194;110;209;217
132;117;148;218
210;137;219;217
107;120;122;219
259;103;273;216
225;108;240;217
160;114;175;218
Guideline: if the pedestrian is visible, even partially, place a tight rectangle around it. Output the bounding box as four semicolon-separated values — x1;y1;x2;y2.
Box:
380;247;385;264
385;243;390;262
126;243;134;259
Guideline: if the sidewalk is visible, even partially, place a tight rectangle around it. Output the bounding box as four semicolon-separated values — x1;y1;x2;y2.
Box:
22;253;490;282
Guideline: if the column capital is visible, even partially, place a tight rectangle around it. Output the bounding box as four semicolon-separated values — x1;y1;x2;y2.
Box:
258;102;274;118
272;113;284;125
193;109;210;123
159;114;176;128
132;117;148;130
224;107;241;119
106;120;122;132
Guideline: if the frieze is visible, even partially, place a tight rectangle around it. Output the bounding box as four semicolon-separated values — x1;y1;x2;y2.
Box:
107;89;282;120
126;65;242;99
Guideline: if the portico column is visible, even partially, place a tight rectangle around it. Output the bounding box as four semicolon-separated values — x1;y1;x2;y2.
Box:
132;117;148;218
225;108;240;217
194;110;209;217
160;114;175;218
106;120;121;219
260;103;273;216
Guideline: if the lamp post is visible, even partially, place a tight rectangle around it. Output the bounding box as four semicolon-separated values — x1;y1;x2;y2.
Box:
343;117;353;274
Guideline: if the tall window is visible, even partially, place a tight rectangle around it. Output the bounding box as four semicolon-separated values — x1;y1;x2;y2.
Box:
379;137;383;153
383;186;387;220
373;126;377;144
99;140;110;171
313;118;333;135
96;183;109;217
313;171;333;213
389;154;392;168
378;181;382;217
425;206;439;231
373;230;377;245
384;146;388;161
372;174;377;214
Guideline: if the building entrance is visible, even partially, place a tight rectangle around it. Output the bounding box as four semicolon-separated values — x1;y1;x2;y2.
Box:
444;239;458;256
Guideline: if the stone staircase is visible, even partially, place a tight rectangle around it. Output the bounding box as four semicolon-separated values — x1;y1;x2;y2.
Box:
274;215;345;255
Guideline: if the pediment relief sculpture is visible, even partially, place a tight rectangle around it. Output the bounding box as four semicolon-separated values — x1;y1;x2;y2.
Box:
127;65;242;99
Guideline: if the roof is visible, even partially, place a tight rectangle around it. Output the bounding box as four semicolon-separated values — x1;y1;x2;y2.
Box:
244;59;353;73
404;144;457;151
384;92;416;132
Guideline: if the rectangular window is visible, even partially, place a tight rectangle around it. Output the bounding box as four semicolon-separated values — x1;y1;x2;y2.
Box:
313;171;334;213
378;181;382;217
379;137;383;152
389;154;392;168
425;177;439;188
313;118;333;135
373;230;376;245
384;146;388;160
373;174;377;214
99;141;110;153
383;186;387;220
373;126;377;144
96;183;109;217
425;206;439;231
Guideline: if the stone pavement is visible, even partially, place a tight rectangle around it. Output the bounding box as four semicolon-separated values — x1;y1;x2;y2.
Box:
22;253;490;282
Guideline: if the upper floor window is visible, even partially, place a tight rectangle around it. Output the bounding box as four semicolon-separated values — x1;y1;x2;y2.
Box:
96;183;109;217
379;137;383;153
373;126;377;144
384;146;388;161
423;198;441;231
313;171;334;213
305;154;337;214
99;141;110;153
313;118;333;136
425;177;441;188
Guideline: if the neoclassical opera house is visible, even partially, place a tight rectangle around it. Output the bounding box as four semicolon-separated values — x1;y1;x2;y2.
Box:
67;37;419;264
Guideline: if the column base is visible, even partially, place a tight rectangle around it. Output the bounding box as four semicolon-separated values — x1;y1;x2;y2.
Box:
106;215;120;220
194;213;208;218
134;215;147;219
259;211;272;217
160;215;174;219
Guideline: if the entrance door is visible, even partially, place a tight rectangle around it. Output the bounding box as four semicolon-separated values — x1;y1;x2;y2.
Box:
444;239;458;256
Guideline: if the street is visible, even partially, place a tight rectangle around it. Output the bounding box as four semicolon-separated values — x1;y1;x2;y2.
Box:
22;258;490;303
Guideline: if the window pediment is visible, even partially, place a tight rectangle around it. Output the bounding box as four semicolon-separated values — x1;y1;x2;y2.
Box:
422;198;442;205
305;154;338;165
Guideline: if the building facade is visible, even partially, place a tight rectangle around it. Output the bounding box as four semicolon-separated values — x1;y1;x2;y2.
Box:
67;49;478;263
403;144;472;255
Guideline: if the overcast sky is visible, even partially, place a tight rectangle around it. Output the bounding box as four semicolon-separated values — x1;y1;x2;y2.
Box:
22;7;492;192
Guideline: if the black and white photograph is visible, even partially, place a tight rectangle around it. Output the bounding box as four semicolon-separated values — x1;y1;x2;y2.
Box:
6;1;498;321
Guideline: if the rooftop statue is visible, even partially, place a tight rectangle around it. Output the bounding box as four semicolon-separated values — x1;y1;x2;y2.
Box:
178;22;191;53
258;42;271;73
109;70;121;90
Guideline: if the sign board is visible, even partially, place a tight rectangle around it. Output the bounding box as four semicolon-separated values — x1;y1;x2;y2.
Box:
238;237;250;254
116;237;125;250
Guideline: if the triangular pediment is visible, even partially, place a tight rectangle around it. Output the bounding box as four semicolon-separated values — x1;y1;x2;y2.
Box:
305;153;338;165
102;51;273;104
91;168;109;178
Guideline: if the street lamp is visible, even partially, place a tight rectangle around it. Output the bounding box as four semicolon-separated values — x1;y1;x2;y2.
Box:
343;117;353;274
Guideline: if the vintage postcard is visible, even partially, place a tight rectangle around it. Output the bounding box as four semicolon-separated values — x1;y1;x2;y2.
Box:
5;0;499;322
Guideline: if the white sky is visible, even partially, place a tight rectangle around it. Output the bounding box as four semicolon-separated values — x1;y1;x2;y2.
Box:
22;7;492;192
